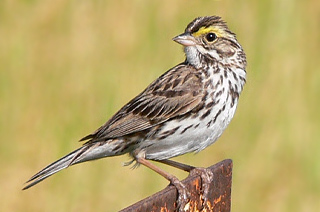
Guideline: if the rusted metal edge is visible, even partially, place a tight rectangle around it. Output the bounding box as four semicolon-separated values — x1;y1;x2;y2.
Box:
120;159;233;212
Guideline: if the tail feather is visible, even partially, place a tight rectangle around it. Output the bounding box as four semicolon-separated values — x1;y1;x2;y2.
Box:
23;141;117;190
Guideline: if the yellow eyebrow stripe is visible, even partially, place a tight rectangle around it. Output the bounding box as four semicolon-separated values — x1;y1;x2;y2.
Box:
192;26;225;38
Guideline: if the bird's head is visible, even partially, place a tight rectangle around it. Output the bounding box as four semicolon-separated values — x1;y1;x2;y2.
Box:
173;16;245;68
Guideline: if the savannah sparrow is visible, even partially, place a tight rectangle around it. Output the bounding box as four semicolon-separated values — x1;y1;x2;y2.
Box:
24;16;246;210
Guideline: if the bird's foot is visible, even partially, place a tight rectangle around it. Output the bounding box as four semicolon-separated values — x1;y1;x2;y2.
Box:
170;177;190;212
190;167;214;209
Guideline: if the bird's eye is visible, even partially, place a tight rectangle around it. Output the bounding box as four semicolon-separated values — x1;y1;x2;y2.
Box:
206;33;217;42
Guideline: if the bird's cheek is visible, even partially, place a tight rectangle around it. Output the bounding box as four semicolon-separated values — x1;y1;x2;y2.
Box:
216;43;236;57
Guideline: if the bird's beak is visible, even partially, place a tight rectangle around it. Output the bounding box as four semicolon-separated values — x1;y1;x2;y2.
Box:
172;33;197;46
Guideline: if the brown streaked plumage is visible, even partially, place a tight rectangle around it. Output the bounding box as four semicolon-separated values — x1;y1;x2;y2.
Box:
80;63;204;142
23;16;246;211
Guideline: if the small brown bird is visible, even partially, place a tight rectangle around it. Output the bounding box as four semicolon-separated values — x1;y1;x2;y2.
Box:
24;16;246;210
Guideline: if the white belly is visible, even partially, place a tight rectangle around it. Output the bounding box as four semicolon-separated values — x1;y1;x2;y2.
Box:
143;97;237;160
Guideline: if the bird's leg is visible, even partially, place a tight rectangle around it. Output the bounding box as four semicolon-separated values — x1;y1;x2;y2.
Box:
158;159;214;207
157;159;195;172
136;157;190;211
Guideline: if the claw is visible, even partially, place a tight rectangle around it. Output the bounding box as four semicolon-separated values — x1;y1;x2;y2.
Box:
190;167;214;209
170;177;190;212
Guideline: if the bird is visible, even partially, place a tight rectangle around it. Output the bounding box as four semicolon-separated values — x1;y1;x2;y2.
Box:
23;16;246;210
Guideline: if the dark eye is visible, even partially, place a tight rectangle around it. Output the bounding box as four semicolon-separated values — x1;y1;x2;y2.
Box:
206;33;217;42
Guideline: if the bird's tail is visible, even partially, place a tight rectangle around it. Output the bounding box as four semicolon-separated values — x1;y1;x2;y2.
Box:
23;141;117;190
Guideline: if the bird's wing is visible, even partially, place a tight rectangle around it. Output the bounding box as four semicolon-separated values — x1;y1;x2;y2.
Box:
80;63;205;142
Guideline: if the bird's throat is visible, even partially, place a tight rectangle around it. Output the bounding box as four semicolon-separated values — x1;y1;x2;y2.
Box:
184;46;202;68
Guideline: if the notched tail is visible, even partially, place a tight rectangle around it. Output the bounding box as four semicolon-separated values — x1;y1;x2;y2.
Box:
23;141;117;190
22;146;84;190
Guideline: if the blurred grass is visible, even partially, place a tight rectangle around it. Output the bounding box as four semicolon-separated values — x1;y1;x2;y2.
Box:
1;0;319;211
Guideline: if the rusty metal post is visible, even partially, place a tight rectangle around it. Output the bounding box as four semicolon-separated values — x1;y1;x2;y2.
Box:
120;159;233;212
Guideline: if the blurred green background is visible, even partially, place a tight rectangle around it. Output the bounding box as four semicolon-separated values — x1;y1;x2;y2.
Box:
1;0;319;211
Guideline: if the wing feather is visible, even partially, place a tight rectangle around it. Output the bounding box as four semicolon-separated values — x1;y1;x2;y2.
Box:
81;63;204;142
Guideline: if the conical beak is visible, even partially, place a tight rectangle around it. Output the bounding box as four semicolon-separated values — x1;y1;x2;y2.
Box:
172;33;197;46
